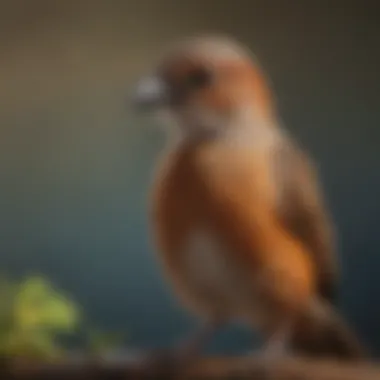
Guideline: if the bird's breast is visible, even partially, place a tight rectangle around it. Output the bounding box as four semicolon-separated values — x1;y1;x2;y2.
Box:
151;138;276;260
149;140;275;318
182;228;243;296
184;228;262;316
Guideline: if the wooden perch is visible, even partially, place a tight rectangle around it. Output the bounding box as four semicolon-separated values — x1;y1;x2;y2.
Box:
1;354;380;380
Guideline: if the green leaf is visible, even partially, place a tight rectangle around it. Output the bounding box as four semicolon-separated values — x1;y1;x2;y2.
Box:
1;328;63;359
0;274;126;360
13;276;80;332
0;275;15;335
86;328;126;354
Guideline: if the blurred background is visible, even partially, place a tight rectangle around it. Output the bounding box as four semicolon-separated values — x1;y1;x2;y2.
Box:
1;0;379;356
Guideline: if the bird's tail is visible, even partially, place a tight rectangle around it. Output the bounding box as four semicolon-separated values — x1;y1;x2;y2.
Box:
290;297;368;361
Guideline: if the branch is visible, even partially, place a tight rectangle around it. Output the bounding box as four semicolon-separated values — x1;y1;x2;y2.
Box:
1;354;379;380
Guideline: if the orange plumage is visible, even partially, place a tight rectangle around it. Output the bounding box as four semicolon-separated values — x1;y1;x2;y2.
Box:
152;137;314;328
133;35;367;363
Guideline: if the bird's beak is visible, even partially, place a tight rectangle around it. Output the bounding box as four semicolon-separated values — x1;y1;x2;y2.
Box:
132;75;169;111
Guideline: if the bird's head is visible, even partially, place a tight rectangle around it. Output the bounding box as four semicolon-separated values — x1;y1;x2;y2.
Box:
133;35;276;138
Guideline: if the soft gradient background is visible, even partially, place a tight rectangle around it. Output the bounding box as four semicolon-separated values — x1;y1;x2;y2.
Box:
1;0;380;355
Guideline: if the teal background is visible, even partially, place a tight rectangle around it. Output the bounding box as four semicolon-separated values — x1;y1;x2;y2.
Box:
1;0;379;355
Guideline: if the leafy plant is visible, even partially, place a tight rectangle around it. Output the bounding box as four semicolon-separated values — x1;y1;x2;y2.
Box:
85;328;126;355
0;274;80;359
0;274;126;359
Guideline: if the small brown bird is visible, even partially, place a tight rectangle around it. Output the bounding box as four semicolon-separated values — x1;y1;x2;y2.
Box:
133;35;367;365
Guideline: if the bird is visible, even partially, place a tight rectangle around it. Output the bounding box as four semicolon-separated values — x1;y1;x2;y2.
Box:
132;34;367;367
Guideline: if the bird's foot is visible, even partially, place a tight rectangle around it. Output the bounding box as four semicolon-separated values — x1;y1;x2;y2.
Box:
245;334;290;379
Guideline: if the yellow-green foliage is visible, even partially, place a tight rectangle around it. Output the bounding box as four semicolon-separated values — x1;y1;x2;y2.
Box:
85;328;126;355
0;275;80;359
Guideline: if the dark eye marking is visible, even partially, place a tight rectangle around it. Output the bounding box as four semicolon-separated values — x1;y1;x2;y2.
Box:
159;64;214;107
183;67;213;89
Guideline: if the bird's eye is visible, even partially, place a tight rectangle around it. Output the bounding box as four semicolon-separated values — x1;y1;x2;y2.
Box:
184;68;213;89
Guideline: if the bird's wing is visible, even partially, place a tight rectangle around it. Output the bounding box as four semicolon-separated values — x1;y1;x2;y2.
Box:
274;139;338;303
